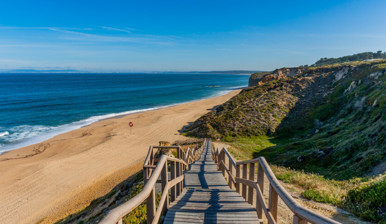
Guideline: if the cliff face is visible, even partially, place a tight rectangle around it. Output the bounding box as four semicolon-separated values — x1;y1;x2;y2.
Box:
188;65;356;138
185;60;385;179
248;67;305;87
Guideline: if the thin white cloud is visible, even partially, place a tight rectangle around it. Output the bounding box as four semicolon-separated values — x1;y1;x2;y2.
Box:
47;27;177;45
0;58;32;65
101;26;133;34
0;26;94;31
0;26;176;45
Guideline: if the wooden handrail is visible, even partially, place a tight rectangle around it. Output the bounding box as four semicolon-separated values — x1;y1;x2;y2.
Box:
236;157;260;165
100;139;207;224
100;155;169;224
152;146;180;149
212;146;340;224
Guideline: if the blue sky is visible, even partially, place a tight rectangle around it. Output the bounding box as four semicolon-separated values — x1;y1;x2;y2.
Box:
0;0;385;72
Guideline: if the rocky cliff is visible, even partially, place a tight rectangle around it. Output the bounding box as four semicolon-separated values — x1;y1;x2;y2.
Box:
248;67;305;86
184;59;385;222
187;64;360;138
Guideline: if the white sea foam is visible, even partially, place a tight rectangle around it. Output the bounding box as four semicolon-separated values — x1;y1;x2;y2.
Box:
0;106;166;153
0;86;247;154
0;131;9;137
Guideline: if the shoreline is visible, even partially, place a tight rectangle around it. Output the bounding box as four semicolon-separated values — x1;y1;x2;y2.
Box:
0;86;245;154
0;89;241;224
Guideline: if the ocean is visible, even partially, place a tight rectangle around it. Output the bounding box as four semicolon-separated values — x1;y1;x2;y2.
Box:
0;72;249;153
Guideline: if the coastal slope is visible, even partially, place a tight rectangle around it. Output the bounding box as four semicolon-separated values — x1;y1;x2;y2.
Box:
185;58;385;222
186;60;385;179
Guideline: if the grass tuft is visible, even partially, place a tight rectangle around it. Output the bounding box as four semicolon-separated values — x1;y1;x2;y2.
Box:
345;177;386;222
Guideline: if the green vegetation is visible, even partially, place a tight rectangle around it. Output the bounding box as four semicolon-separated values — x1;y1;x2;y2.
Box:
122;182;147;224
229;140;385;222
184;76;301;138
187;58;386;222
301;189;339;204
229;140;349;204
225;135;278;160
314;51;386;66
345;177;386;222
259;63;385;180
189;60;386;180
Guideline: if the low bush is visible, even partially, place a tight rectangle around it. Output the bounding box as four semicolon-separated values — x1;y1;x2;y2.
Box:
345;177;386;223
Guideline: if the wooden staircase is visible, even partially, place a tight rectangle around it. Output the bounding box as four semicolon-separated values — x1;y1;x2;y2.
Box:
100;139;340;224
164;140;259;223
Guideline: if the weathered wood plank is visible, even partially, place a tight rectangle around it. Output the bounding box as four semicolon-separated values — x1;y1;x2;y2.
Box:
242;163;247;200
165;141;259;223
269;184;279;222
171;161;176;202
248;162;255;205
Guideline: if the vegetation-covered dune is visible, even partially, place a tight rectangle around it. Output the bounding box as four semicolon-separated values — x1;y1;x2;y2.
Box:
185;56;385;222
314;51;386;66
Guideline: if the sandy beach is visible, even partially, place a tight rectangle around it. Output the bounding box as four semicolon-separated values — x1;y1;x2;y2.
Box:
0;90;240;224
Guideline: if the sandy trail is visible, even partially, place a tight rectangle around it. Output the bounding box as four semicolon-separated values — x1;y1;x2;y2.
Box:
0;90;240;224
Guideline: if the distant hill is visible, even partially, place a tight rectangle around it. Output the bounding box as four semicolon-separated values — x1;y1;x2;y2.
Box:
199;70;264;74
0;69;263;74
176;70;264;74
0;69;81;73
314;51;386;66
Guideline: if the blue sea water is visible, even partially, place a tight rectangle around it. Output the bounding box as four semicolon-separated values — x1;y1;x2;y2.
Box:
0;73;249;152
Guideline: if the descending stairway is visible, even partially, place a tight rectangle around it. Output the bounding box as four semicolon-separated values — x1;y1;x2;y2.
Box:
164;141;260;224
101;139;339;224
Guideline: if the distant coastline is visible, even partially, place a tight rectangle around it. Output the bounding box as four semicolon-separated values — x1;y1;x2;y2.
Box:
0;69;262;74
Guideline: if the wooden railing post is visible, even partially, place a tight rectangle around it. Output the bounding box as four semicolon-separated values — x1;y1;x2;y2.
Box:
180;161;184;193
143;167;148;183
171;161;176;202
256;162;264;219
176;151;180;197
221;151;225;177
228;156;233;189
269;184;278;222
236;164;241;194
150;147;154;165
177;147;181;159
242;164;247;200
248;163;255;205
218;151;221;171
161;162;169;215
293;214;307;224
146;187;156;224
216;150;221;171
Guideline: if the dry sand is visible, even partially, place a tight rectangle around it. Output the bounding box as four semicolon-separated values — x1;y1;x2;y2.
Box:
0;90;240;224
